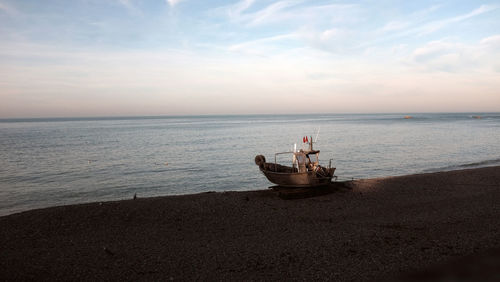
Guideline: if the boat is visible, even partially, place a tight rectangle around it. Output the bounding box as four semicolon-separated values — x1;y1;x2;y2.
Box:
255;136;336;188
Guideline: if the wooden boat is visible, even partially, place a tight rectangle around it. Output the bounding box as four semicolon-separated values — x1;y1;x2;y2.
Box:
255;136;336;188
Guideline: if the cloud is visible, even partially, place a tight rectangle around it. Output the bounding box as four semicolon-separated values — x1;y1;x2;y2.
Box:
116;0;142;15
416;4;499;36
227;33;298;56
215;0;357;28
2;34;500;117
391;44;409;55
380;21;409;32
319;28;343;41
117;0;133;10
228;0;255;19
166;0;185;7
480;34;500;48
208;1;358;55
411;40;456;63
245;0;302;26
408;39;473;73
296;26;355;55
365;4;499;52
408;35;500;73
0;1;18;16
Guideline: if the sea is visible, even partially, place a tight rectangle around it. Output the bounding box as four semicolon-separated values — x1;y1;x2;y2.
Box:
1;113;500;216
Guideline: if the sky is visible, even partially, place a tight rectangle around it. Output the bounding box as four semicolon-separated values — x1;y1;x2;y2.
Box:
1;0;500;118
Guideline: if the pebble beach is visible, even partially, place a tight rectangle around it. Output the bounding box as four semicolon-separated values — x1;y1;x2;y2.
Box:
1;166;500;281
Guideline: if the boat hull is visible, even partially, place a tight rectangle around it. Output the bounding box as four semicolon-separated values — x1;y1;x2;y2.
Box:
260;168;335;188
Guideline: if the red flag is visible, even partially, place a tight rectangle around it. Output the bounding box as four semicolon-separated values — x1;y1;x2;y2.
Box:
306;136;309;143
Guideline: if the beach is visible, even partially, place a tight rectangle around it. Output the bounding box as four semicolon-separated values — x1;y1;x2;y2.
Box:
1;166;499;281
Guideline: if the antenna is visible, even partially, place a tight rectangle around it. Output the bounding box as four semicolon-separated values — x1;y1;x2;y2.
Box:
314;127;321;142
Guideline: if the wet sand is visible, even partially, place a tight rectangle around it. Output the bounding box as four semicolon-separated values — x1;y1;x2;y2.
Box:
1;166;500;281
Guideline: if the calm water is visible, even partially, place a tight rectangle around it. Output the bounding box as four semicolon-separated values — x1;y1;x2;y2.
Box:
1;113;500;216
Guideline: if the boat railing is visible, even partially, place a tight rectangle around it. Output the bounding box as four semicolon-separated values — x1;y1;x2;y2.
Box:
273;152;333;172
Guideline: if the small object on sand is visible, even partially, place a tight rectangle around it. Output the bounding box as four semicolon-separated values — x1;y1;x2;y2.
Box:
133;193;137;200
245;196;249;201
165;162;169;166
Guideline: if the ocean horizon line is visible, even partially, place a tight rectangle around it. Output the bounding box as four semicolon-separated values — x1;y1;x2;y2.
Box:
1;112;499;123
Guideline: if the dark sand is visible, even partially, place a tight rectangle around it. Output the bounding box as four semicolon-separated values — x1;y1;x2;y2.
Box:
1;166;500;281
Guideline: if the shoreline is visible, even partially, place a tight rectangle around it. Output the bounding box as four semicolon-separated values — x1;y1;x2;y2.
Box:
1;166;500;280
3;164;499;218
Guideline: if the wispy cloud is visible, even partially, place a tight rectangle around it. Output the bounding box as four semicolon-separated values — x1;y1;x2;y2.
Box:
166;0;185;7
227;33;298;56
364;4;499;54
375;4;493;38
374;4;441;38
411;4;442;19
222;1;355;28
480;34;500;48
411;40;458;63
297;26;355;54
227;0;255;19
116;0;142;15
207;1;359;55
214;0;305;26
416;4;498;36
380;21;410;32
245;0;302;26
0;1;19;16
117;0;133;10
408;34;500;73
